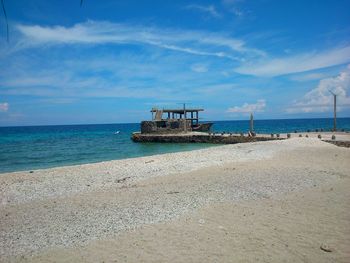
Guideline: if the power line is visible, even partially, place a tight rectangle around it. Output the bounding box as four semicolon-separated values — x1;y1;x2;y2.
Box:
1;1;84;42
1;0;9;42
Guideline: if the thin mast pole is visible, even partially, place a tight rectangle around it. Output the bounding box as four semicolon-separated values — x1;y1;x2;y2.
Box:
183;103;187;132
334;94;337;131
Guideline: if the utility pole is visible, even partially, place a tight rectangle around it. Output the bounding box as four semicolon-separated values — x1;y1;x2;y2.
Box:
250;112;254;133
329;91;337;131
334;93;337;131
183;103;187;132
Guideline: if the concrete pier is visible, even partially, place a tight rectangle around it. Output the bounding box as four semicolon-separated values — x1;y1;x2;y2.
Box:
131;131;350;146
131;132;282;144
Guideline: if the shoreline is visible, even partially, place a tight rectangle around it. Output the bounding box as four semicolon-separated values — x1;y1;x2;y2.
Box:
1;140;288;205
0;143;217;175
2;131;349;175
1;138;350;262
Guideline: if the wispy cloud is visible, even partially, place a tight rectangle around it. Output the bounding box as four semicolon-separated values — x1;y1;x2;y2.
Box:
0;52;236;102
13;21;263;61
235;46;350;77
227;99;266;113
191;63;208;73
222;0;244;4
0;102;9;112
222;0;245;17
286;65;350;113
185;4;221;18
289;72;328;82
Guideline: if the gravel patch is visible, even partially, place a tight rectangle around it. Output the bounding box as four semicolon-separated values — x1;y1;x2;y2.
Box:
0;138;349;259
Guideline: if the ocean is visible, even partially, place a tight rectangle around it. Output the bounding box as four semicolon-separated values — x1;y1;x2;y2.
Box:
0;118;349;173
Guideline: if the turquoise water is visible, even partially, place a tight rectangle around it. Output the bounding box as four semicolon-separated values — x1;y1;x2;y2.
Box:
0;118;349;173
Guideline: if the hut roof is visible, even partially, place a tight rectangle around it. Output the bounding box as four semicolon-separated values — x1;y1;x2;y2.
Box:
150;108;204;114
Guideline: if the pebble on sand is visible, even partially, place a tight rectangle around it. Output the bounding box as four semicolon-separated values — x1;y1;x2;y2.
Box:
320;244;333;252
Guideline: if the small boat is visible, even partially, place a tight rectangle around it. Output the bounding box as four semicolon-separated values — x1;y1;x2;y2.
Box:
114;131;120;134
192;122;213;132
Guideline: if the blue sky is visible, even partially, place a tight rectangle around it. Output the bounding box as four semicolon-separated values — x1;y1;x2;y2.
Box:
0;0;350;126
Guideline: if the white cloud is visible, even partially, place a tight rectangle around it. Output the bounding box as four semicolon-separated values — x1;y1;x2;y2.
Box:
289;72;328;82
186;4;221;18
0;102;9;112
286;65;350;113
227;99;266;113
191;64;208;73
235;46;350;77
222;0;244;4
0;53;236;101
14;21;263;60
222;0;244;17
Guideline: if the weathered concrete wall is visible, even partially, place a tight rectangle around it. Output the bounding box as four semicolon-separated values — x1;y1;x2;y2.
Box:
141;120;191;134
141;121;159;133
131;133;282;144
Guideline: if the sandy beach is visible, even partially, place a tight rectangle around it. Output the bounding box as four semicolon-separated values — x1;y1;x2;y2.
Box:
1;138;350;262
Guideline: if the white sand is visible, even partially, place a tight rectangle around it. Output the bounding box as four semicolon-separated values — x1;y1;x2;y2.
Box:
0;138;349;262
